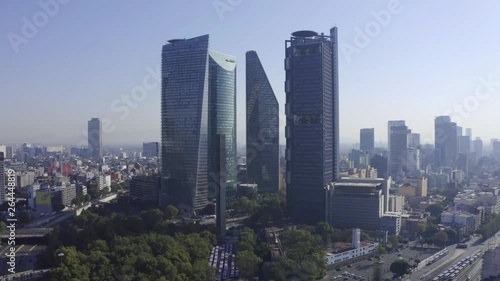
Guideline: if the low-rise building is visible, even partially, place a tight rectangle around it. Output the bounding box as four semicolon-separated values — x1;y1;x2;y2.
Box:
327;229;378;267
441;210;478;234
388;195;405;212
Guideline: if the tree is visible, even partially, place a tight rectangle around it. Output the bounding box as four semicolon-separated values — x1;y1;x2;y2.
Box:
50;246;91;281
236;250;261;280
378;244;387;254
239;227;256;252
390;259;410;277
163;205;179;220
360;231;371;241
426;204;444;218
433;231;448;245
388;235;399;249
233;196;259;216
0;221;6;233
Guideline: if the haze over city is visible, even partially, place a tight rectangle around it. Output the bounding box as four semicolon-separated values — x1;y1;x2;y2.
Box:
3;1;500;145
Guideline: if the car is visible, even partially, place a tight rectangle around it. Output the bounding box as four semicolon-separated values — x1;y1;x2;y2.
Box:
336;268;341;271
347;264;352;268
368;258;373;261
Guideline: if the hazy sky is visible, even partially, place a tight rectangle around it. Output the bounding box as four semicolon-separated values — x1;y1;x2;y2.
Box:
3;1;500;146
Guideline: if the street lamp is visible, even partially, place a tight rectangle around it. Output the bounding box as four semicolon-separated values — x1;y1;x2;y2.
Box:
57;252;65;265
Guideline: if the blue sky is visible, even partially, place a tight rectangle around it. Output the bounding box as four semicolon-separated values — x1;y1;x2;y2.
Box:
2;0;500;146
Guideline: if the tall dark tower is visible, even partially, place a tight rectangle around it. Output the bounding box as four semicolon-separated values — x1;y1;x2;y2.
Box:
434;116;457;168
246;50;279;194
88;118;102;161
216;135;227;237
360;128;375;152
285;27;340;224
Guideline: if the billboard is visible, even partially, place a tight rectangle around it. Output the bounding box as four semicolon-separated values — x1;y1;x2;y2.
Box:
36;190;52;206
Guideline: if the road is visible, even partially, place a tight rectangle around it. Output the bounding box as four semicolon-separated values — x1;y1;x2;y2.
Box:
413;232;500;280
0;244;46;275
323;245;438;281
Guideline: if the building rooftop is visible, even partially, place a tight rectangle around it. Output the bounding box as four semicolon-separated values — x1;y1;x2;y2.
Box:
334;182;379;188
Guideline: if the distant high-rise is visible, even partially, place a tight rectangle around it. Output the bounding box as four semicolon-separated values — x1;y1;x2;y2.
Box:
246;51;279;194
456;126;463;137
360;128;374;152
142;142;159;158
473;138;483;159
160;35;236;215
5;146;13;159
370;154;388;179
285;28;339;224
493;141;500;160
388;120;410;181
465;128;472;137
88;118;102;161
0;152;4;202
458;135;471;154
434;116;457;168
407;133;420;148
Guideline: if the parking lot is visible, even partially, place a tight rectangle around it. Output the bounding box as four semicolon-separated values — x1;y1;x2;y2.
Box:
323;246;439;280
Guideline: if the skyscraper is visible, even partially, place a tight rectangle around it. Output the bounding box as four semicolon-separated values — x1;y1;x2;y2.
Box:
246;50;279;194
360;128;374;152
434;116;457;168
473;137;483;159
388;121;410;181
207;49;237;199
161;35;236;215
88;118;102;161
285;28;339;224
142;142;159;158
465;128;472;137
407;133;420;148
458;135;471;154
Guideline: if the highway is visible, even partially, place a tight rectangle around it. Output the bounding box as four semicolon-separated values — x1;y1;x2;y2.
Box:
412;231;500;280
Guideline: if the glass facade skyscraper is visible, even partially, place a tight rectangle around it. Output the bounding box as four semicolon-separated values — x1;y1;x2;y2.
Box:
88;118;102;161
246;51;279;194
207;50;237;199
388;120;410;181
434;116;457;168
285;28;340;224
161;35;236;215
360;128;375;152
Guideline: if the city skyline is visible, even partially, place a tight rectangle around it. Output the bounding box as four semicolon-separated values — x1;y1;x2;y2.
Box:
4;2;500;146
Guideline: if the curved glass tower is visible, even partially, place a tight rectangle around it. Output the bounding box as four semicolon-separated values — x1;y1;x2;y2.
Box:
246;51;279;194
208;50;237;199
161;35;236;215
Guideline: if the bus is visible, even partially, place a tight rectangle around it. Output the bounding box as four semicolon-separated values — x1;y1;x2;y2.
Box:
457;243;468;249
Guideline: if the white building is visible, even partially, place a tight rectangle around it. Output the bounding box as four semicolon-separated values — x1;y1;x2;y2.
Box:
388;195;405;212
46;146;65;153
327;229;378;266
441;210;478;234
